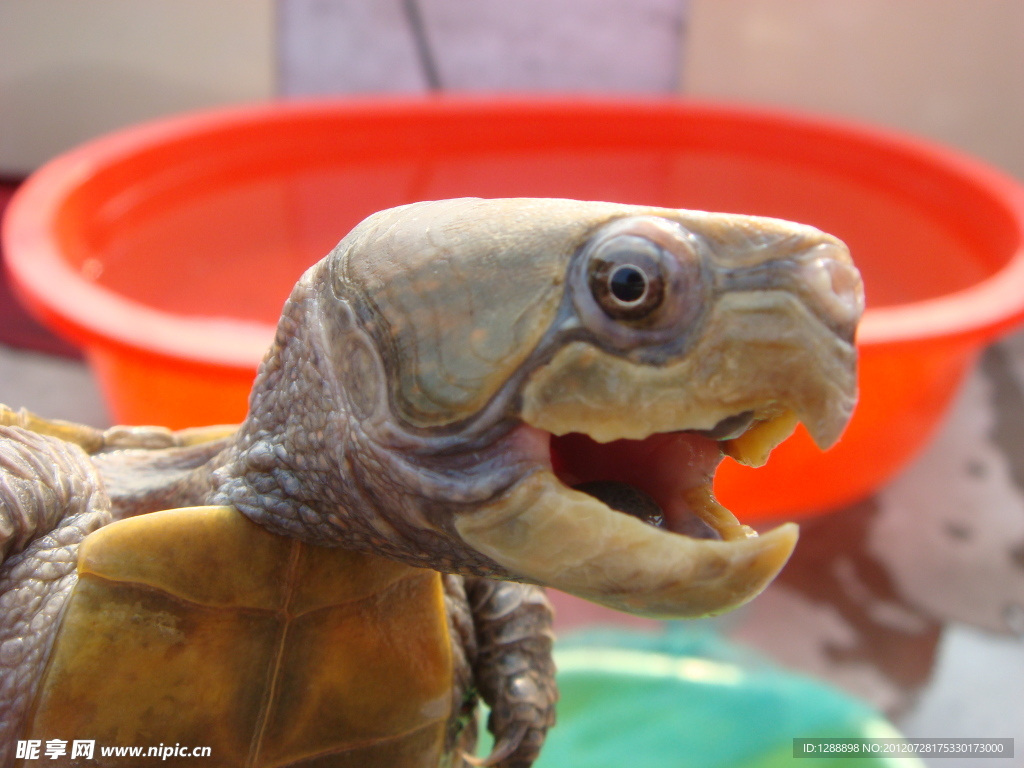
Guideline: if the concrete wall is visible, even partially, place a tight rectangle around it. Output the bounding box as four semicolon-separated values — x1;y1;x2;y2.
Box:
0;0;276;175
684;0;1024;180
0;0;687;174
2;0;1021;181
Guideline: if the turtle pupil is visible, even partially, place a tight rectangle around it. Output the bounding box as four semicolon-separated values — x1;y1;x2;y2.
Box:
609;265;647;303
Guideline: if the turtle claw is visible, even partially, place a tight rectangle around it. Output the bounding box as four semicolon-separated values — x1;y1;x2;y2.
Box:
463;722;528;767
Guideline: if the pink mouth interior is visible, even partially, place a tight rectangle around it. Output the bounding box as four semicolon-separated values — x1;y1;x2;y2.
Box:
550;431;725;535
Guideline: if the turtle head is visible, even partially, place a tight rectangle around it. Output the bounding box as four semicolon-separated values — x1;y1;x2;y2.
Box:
227;198;862;619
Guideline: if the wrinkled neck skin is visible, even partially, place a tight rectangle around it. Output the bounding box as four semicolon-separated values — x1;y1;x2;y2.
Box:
210;264;534;579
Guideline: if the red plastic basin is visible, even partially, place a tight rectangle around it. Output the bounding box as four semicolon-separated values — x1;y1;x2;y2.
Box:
5;97;1024;521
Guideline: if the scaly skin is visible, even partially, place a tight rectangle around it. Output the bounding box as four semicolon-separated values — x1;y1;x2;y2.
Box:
465;578;556;768
0;430;110;765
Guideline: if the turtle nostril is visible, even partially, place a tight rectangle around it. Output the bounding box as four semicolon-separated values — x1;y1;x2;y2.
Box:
800;246;865;330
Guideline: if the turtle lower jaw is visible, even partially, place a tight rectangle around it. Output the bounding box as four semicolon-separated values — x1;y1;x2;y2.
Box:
455;413;801;619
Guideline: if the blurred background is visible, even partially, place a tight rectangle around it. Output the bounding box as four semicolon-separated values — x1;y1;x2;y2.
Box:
2;1;1023;765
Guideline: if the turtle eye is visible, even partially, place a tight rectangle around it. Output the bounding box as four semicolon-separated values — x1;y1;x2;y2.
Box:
588;237;667;323
572;215;706;352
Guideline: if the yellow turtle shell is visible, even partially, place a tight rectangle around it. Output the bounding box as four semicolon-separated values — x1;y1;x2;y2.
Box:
20;506;454;768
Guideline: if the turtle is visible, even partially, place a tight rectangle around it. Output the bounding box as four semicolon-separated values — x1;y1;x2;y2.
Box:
0;197;862;768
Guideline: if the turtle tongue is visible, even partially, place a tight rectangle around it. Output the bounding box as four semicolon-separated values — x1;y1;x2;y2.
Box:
572;480;721;540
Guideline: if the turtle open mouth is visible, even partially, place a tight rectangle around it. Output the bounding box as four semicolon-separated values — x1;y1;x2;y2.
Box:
455;407;810;619
550;409;799;543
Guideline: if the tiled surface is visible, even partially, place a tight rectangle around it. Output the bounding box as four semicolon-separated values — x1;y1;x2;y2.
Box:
416;0;685;92
278;0;687;95
277;0;430;95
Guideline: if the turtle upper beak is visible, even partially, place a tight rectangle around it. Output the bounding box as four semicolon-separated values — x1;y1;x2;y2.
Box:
712;237;864;451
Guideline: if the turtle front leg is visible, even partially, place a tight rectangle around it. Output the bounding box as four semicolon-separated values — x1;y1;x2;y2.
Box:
0;427;112;763
464;577;557;768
